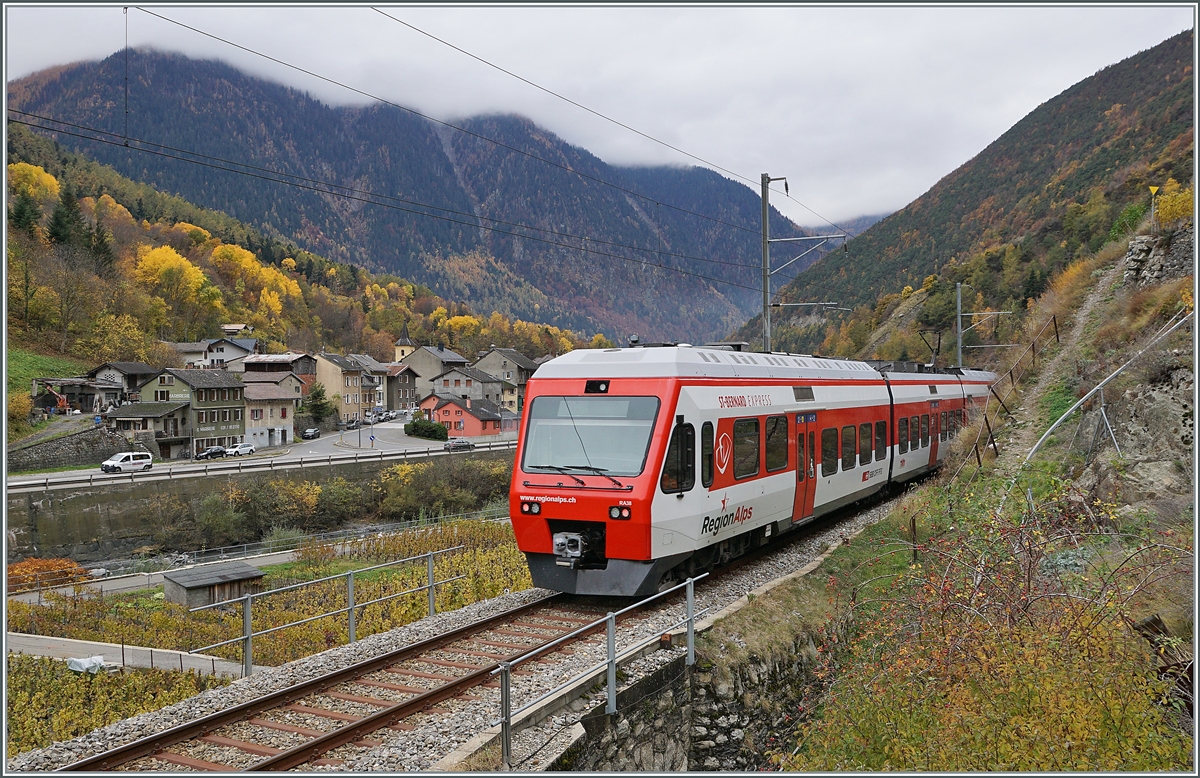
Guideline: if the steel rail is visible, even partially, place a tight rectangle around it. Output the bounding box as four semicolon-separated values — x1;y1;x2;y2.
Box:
56;593;564;772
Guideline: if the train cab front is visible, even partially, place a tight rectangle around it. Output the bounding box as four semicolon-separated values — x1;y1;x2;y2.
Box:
509;380;684;597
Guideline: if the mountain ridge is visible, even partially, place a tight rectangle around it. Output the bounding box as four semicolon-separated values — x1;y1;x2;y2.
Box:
8;49;817;342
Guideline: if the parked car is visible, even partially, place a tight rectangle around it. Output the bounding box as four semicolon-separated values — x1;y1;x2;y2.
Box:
195;446;226;460
346;419;361;430
100;451;153;473
227;442;256;456
301;427;321;439
443;439;476;452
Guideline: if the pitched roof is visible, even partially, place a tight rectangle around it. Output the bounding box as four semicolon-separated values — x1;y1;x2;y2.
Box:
434;365;503;384
162;561;263;589
479;347;540;371
387;363;419;377
162;368;246;389
239;371;301;384
165;341;209;354
87;362;158;377
421;394;502;421
242;353;312;364
347;353;389;373
207;337;259;353
243;383;299;401
317;353;361;372
416;345;468;364
106;402;189;419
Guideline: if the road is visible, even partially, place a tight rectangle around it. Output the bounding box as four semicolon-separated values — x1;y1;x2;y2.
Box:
7;418;517;492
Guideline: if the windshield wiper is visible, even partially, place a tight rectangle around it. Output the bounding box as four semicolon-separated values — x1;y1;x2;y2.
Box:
563;465;624;488
526;465;586;486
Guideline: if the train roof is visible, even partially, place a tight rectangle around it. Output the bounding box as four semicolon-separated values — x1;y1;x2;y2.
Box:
535;346;994;383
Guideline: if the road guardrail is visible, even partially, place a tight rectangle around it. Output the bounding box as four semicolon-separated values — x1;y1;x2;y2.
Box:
6;440;518;495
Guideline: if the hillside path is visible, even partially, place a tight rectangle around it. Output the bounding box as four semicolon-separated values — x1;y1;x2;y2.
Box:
991;255;1126;471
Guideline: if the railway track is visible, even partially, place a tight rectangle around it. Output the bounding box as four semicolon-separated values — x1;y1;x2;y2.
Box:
60;595;614;772
54;493;897;773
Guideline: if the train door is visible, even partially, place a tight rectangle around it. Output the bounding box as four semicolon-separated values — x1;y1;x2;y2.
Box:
792;412;817;521
928;404;940;463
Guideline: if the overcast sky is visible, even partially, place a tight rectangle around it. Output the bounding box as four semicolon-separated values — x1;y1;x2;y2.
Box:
4;4;1195;228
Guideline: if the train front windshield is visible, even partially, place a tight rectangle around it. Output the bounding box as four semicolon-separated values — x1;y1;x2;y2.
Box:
521;396;660;477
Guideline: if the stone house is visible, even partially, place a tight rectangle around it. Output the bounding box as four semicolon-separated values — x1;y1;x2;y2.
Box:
401;345;470;401
472;347;540;411
241;373;303;448
138;369;247;456
315;353;377;422
85;362;160;406
430;365;513;409
106;401;192;459
387;363;421;411
229;352;318;397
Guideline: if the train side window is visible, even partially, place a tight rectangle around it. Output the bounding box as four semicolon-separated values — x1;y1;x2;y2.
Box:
701;422;714;487
875;420;887;461
733;418;760;479
940;411;947;441
921;414;930;447
797;433;805;481
948;411;956;438
859;422;872;465
821;428;838;477
841;425;856;471
660;423;695;493
765;415;788;472
898;417;909;453
911;415;920;448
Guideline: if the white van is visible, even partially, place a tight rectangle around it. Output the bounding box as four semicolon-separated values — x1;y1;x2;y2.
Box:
100;451;153;473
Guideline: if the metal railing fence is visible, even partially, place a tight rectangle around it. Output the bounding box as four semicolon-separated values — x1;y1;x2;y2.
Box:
189;546;464;675
492;575;707;769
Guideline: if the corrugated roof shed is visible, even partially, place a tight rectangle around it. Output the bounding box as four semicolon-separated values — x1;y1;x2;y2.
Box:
162;561;264;589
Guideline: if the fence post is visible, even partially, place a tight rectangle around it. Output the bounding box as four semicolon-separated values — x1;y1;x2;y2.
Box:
242;593;254;677
606;612;617;714
1051;315;1059;343
500;662;512;770
347;571;357;643
983;415;1000;456
910;516;918;564
427;552;436;617
686;578;696;666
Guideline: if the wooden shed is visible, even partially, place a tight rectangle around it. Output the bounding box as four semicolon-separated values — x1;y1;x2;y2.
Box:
162;561;265;608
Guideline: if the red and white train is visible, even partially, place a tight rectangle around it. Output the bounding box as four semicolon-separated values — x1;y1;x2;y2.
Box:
509;345;996;596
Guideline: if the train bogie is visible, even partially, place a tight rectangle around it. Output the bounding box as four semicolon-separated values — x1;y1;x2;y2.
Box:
509;346;995;596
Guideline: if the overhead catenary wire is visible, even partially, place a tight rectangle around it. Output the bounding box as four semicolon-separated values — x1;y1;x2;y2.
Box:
9;108;758;273
7;114;763;295
132;6;772;241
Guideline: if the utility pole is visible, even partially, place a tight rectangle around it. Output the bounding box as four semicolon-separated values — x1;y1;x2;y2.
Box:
761;173;846;353
762;173;785;353
956;283;962;368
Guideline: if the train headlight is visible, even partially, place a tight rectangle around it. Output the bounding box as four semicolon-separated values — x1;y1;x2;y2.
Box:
608;505;631;520
608;506;621;519
520;501;542;515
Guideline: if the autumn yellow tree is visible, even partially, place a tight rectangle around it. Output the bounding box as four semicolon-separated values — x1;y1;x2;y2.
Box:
7;162;59;203
134;245;225;341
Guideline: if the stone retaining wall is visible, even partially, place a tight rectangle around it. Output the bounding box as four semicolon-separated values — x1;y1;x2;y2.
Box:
1123;227;1194;287
544;621;849;771
549;654;690;771
6;426;153;473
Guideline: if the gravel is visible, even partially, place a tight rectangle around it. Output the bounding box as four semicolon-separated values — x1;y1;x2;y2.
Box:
7;502;892;773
